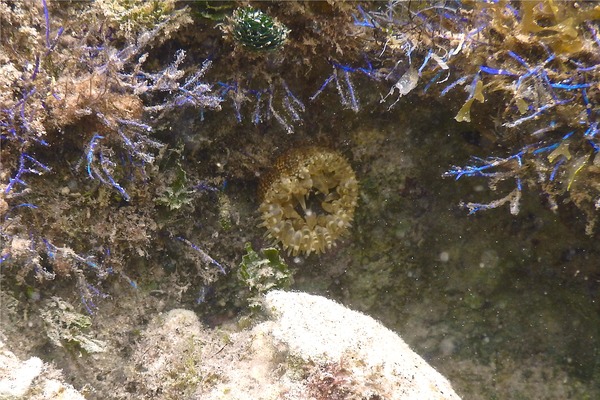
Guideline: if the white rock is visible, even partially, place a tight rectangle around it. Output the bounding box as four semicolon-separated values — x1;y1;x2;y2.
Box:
263;290;461;400
0;337;85;400
0;354;43;398
129;291;461;399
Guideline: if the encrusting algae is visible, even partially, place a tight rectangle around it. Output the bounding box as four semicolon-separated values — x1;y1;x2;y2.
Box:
258;147;358;256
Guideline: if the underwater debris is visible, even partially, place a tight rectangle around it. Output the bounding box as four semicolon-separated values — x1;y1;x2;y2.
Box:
383;67;419;110
258;147;358;257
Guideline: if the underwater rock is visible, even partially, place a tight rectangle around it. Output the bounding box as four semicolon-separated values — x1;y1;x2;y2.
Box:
129;291;460;399
127;309;205;398
260;290;461;400
0;337;85;400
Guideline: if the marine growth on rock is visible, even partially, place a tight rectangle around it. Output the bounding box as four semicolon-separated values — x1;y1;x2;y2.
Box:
258;147;358;256
230;7;289;51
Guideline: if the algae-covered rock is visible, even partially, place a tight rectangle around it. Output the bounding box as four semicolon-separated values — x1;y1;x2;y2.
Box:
127;309;205;398
40;297;107;354
128;291;460;399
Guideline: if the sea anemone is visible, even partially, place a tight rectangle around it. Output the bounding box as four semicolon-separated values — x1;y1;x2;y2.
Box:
230;7;289;51
258;147;358;256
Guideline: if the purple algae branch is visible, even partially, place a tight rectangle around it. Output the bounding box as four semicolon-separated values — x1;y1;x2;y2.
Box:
43;239;101;273
460;184;522;216
4;153;51;195
444;151;527;215
443;150;526;180
503;98;574;128
175;236;226;274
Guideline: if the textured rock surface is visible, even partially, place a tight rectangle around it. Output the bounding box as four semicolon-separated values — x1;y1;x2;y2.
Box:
128;290;461;399
260;290;462;400
0;335;85;400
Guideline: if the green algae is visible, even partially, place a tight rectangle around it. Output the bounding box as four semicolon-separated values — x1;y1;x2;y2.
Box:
238;243;293;309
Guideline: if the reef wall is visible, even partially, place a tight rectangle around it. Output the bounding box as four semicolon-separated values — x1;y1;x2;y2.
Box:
1;1;600;399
